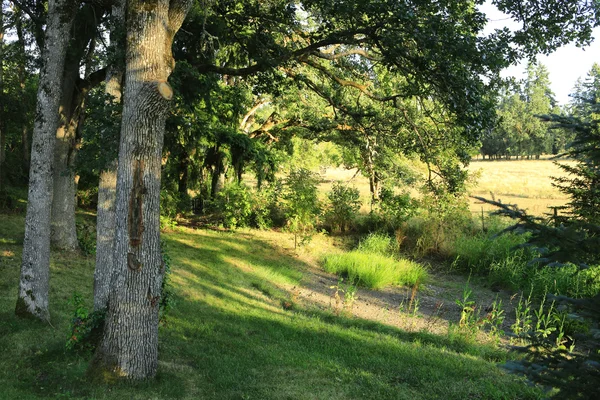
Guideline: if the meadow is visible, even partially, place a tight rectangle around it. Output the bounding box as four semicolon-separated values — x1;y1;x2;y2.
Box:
317;159;573;216
0;213;541;399
466;159;573;216
0;158;593;399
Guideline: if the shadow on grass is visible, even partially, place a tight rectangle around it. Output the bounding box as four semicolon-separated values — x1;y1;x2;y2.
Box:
0;221;540;399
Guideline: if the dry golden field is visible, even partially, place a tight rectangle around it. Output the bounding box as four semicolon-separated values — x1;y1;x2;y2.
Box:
320;159;574;216
467;159;573;216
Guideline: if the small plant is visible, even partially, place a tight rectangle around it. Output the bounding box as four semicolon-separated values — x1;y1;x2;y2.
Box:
283;168;321;248
329;278;358;315
511;289;534;340
456;281;480;339
160;240;176;324
76;219;96;255
485;297;505;344
65;293;105;353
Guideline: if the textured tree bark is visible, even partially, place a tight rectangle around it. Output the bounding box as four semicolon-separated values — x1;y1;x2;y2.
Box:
51;59;81;251
0;5;5;192
16;0;76;321
93;0;125;312
94;160;117;311
51;4;102;251
91;0;192;379
15;8;30;171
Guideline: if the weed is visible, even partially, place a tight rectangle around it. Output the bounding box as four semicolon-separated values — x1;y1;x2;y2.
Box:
511;289;534;340
485;297;505;343
455;281;481;340
65;293;105;354
76;219;96;255
329;278;358;315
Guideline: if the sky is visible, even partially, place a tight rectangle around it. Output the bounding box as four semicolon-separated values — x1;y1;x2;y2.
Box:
480;2;600;107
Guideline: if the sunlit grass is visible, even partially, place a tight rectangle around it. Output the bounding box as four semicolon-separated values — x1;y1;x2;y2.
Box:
323;251;428;289
0;213;542;399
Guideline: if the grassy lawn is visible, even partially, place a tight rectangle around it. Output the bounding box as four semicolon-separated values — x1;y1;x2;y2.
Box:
0;213;542;399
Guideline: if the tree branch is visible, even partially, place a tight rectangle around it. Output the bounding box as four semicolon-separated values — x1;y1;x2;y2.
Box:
191;28;372;76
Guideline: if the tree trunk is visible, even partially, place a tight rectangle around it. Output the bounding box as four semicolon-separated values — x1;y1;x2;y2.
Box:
92;0;192;379
94;161;117;311
16;0;76;321
92;0;125;312
0;5;5;192
16;8;30;172
51;4;101;251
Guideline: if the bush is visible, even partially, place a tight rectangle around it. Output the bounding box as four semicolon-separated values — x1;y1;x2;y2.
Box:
282;169;321;247
325;182;361;232
377;188;416;231
65;293;105;354
402;193;473;257
213;183;254;229
323;251;427;290
249;181;283;229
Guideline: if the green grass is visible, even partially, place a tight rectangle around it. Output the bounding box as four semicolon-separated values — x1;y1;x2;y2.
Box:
357;232;396;256
0;213;542;399
448;226;600;298
323;251;428;289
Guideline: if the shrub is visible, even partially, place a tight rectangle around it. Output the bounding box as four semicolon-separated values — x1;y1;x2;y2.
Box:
65;293;105;354
213;183;254;229
250;181;283;229
377;188;416;231
282;168;321;247
76;219;97;255
402;193;473;257
325;182;361;232
323;251;427;289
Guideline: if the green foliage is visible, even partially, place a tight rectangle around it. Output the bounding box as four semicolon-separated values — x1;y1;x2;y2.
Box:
403;193;472;257
357;233;395;256
159;241;175;323
213;183;254;229
451;231;528;274
323;251;427;290
75;219;96;256
160;190;185;230
282;168;321;247
0;213;547;399
249;181;283;229
65;293;105;354
481;62;561;159
451;282;506;344
324;181;361;232
377;188;417;231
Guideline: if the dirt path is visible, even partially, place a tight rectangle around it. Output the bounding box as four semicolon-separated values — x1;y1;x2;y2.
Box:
279;245;523;343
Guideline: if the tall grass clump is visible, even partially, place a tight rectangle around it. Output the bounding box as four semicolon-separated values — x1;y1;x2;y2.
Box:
323;251;427;290
357;233;396;256
451;232;528;274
